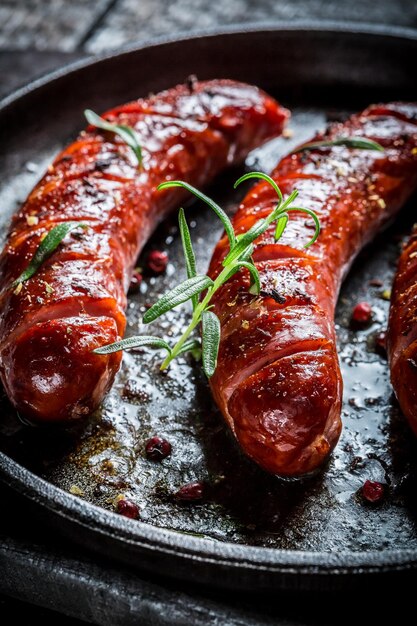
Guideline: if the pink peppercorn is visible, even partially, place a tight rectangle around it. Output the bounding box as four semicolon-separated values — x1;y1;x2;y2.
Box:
145;436;172;461
362;480;385;503
128;269;142;293
147;250;168;274
117;498;140;519
175;481;204;502
351;301;372;327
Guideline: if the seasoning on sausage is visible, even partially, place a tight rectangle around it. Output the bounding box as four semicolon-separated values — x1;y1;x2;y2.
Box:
388;219;417;435
0;80;288;422
208;102;417;476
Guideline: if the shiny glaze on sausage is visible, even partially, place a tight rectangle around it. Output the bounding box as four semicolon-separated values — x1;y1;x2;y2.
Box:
0;80;288;422
208;103;417;476
388;219;417;436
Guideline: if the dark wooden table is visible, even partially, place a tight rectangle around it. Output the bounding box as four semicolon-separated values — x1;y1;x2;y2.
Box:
1;2;417;624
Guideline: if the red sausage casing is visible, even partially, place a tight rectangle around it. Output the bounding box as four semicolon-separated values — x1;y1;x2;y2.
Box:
388;221;417;435
208;103;417;476
0;80;288;422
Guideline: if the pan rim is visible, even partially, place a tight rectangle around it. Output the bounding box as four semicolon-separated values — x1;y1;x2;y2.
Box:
1;21;417;583
2;450;417;575
1;19;417;110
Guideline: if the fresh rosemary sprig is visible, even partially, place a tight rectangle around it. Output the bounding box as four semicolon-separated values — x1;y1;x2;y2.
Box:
12;221;87;288
292;136;384;154
94;172;320;377
84;109;143;167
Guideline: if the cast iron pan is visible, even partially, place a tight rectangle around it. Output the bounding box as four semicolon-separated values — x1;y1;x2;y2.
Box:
1;24;417;592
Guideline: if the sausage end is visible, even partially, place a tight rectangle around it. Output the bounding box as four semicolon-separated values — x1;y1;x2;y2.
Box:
0;316;122;423
227;347;342;476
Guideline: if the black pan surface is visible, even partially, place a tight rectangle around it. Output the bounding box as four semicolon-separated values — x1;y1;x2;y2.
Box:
1;24;417;591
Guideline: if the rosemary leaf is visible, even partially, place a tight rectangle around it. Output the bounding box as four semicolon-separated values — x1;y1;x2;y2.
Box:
158;180;236;248
285;207;321;247
12;221;86;287
293;136;384;154
236;244;254;263
239;262;261;295
222;260;261;295
201;310;221;377
84;109;142;166
94;335;171;355
177;337;202;360
143;275;213;324
274;213;289;241
178;208;198;310
267;190;298;224
234;171;283;205
222;219;268;267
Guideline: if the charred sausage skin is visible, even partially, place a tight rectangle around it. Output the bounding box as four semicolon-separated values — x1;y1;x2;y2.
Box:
208;103;417;477
0;80;288;422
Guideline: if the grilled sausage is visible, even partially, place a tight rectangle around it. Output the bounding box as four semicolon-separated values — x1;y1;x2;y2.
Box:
388;221;417;436
0;80;288;422
208;103;417;476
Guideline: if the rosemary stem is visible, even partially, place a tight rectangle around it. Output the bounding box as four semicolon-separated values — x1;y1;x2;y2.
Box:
92;172;325;374
160;263;232;370
160;310;201;370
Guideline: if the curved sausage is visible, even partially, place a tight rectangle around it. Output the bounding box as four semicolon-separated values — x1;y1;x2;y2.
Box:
208;102;417;477
388;222;417;435
0;80;288;422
